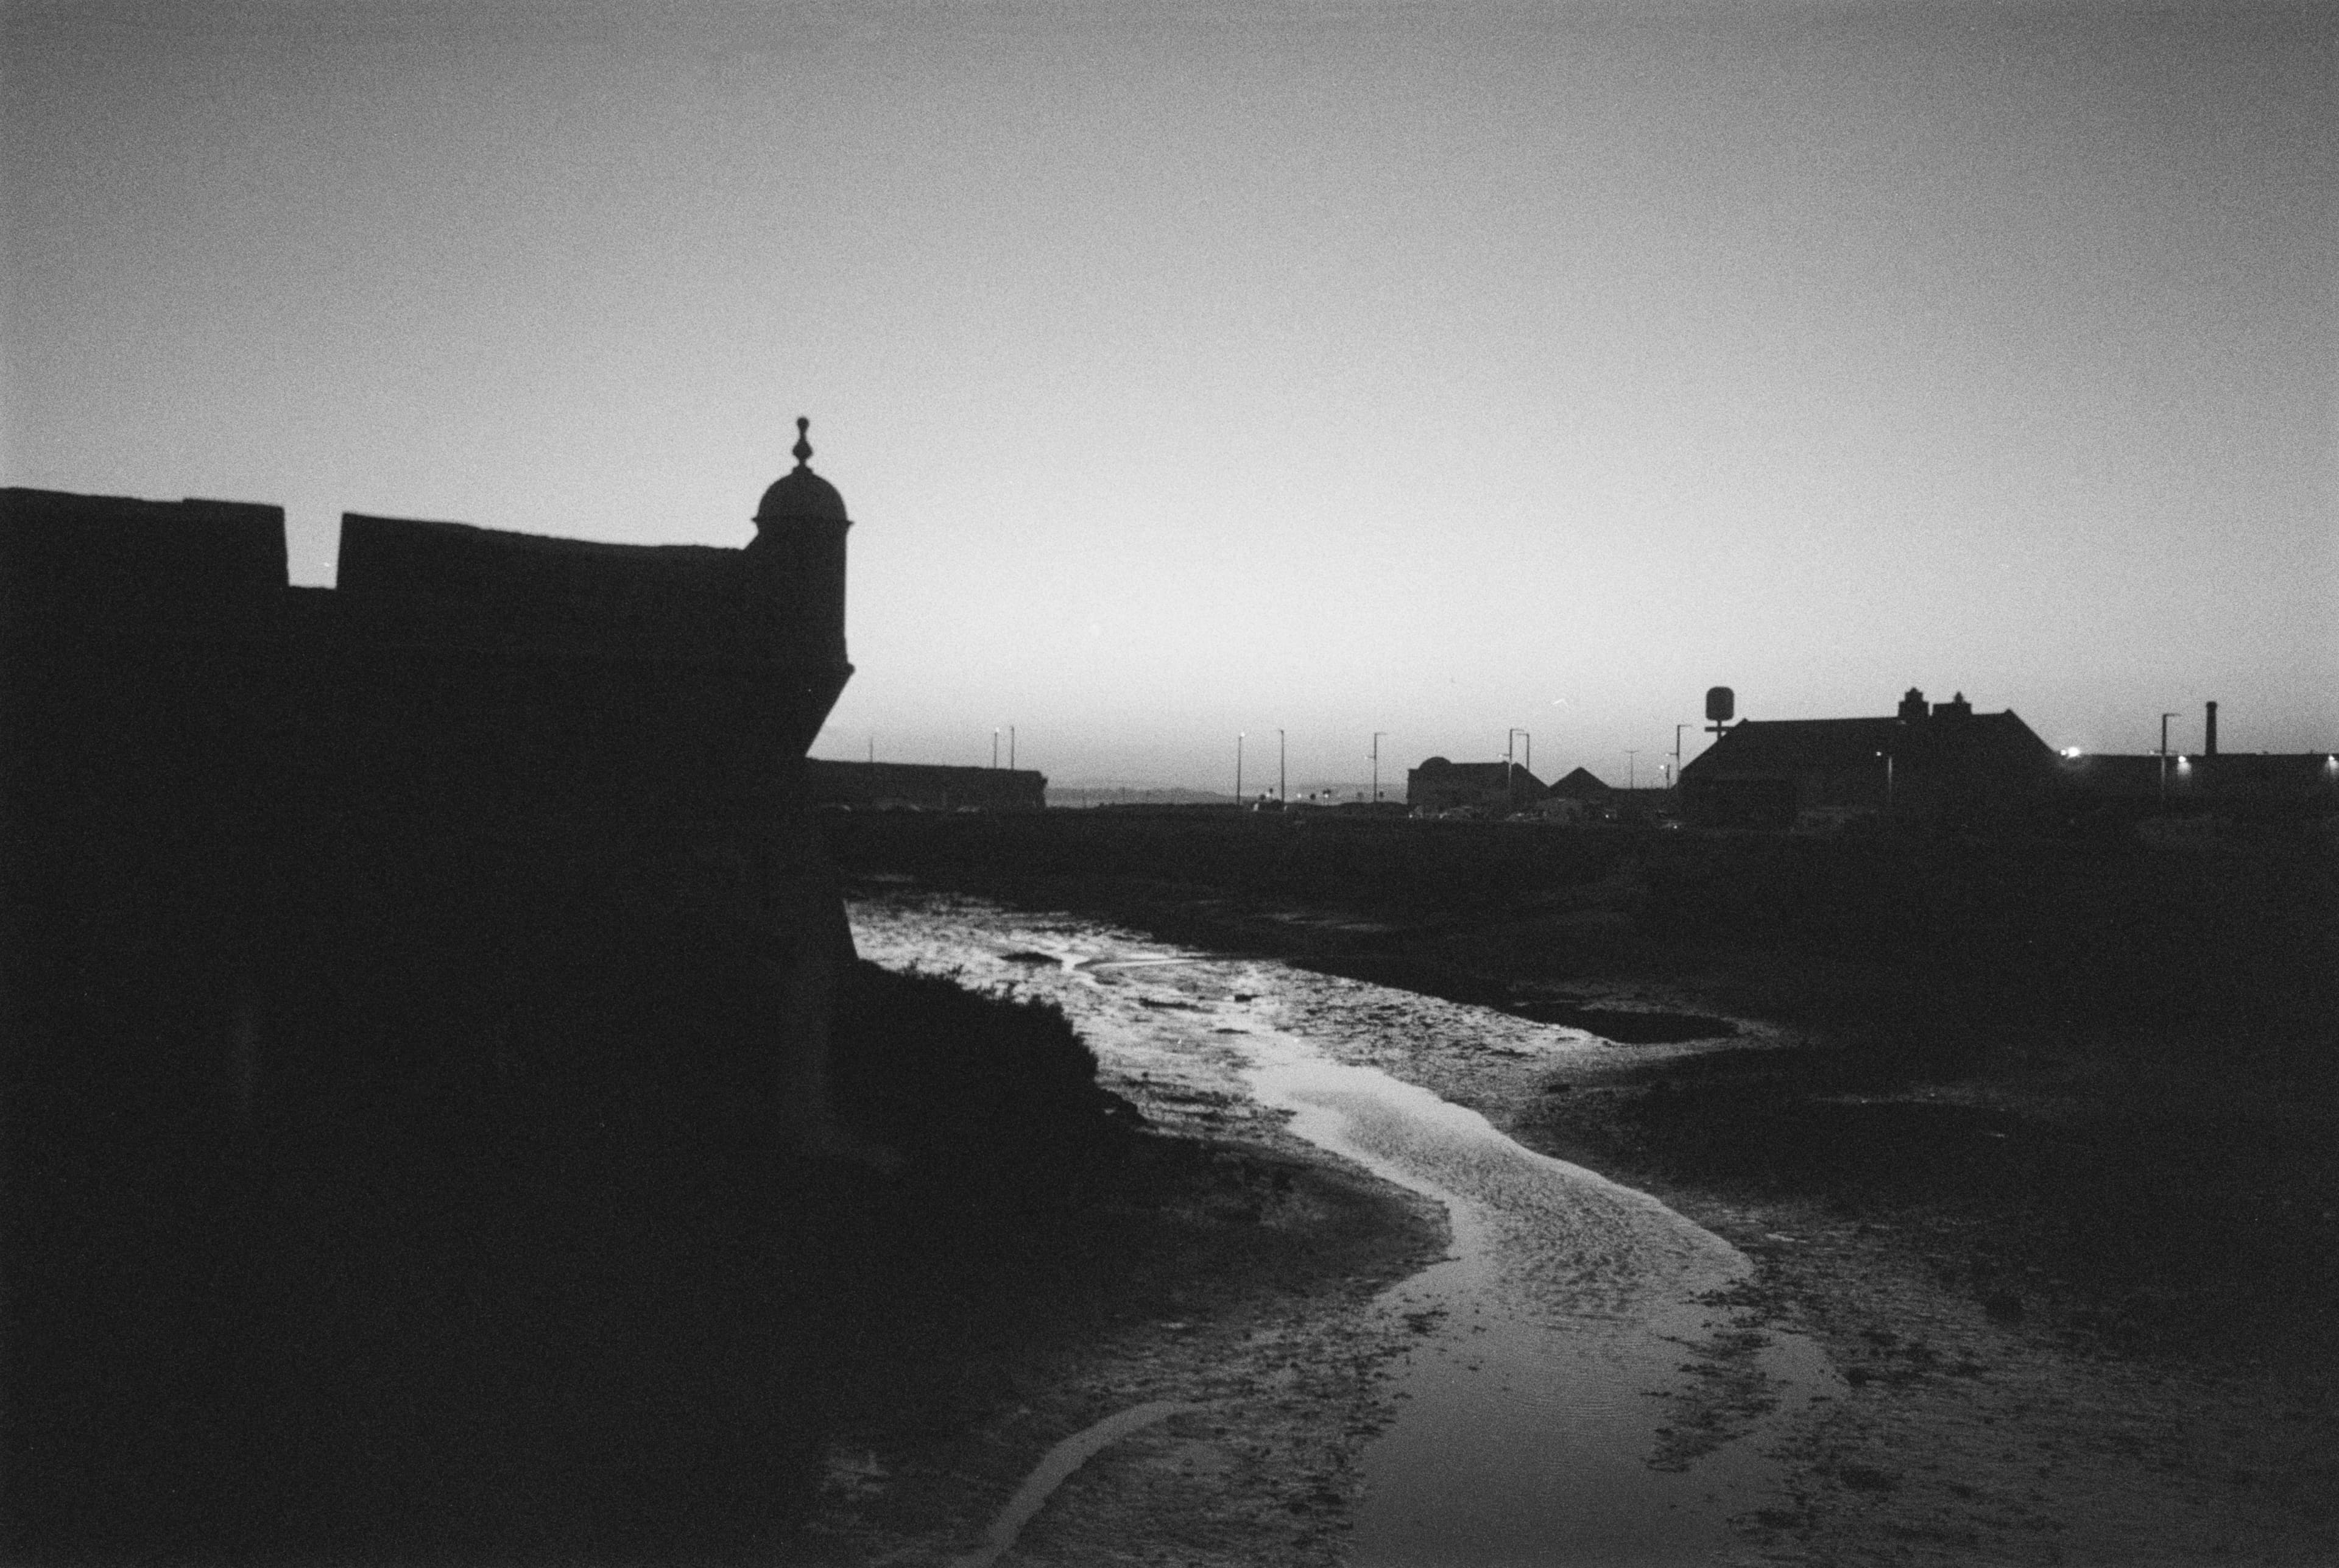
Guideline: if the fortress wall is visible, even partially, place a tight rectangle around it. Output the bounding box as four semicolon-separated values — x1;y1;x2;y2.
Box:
1;490;287;631
339;511;847;665
4;481;877;1555
2;483;859;1149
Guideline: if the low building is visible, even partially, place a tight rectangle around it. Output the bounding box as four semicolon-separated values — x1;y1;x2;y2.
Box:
1679;688;2057;830
1406;757;1545;816
2055;749;2339;815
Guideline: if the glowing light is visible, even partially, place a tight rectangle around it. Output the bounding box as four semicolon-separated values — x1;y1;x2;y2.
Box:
2060;746;2084;759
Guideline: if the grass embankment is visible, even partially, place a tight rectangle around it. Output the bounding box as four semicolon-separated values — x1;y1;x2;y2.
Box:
827;810;2339;1367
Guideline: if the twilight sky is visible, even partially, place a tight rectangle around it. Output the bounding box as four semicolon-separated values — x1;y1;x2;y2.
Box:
5;0;2332;790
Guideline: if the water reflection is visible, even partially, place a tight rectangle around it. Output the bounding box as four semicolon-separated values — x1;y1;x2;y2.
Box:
1249;1045;1832;1565
849;891;1841;1565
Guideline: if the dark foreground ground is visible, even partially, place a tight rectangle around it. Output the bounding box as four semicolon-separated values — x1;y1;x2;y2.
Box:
824;808;2339;1397
814;808;2339;1560
11;805;2328;1563
9;951;1424;1566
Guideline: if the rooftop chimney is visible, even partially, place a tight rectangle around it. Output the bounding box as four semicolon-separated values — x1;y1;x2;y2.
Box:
2204;701;2218;757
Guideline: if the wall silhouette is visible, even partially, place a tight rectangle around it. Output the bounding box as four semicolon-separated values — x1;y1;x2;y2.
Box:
1679;688;2057;830
0;442;934;1558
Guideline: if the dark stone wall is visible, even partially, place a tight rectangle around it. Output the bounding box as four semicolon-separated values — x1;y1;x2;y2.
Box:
337;510;844;669
2;487;854;1134
0;484;870;1558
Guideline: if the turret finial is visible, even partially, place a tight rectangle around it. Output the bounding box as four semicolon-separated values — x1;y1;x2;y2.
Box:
792;416;813;467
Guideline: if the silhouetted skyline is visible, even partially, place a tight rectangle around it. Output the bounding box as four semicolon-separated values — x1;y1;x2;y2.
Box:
6;1;2331;788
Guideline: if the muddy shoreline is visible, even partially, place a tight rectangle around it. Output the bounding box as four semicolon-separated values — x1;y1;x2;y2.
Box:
788;1086;1450;1566
810;824;2338;1564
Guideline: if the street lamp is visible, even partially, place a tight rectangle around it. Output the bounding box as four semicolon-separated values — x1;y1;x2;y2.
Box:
2159;712;2180;806
1625;749;1639;791
1278;729;1286;804
1875;750;1894;810
1506;729;1531;810
992;729;1000;769
1236;732;1245;804
1372;732;1386;803
1674;724;1690;792
1009;726;1016;771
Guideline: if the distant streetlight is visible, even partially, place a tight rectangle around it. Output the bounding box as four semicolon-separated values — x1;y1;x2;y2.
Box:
1278;729;1286;804
1674;724;1690;792
992;729;1000;769
1506;729;1531;810
1372;732;1387;803
1625;749;1639;791
1875;749;1894;809
1236;732;1245;804
1009;726;1017;771
2159;712;2181;805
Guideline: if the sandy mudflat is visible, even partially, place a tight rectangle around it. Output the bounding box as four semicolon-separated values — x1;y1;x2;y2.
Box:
786;1123;1448;1567
1449;1026;2339;1567
789;874;2335;1565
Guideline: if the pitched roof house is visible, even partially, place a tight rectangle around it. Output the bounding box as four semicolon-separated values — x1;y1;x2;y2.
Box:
1546;766;1615;801
1679;688;2056;829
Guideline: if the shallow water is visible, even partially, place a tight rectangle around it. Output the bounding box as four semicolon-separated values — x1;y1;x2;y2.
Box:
850;891;1840;1566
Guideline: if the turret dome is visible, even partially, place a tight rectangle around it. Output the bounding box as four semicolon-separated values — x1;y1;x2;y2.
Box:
755;417;848;525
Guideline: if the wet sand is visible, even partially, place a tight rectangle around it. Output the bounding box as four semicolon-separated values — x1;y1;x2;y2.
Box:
797;883;2338;1566
806;891;1819;1565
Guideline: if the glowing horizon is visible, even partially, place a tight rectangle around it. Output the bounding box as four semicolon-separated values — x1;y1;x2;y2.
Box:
7;1;2331;789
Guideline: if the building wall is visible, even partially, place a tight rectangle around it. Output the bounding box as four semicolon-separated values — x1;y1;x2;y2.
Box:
2;482;857;1156
2055;750;2339;810
1679;705;2059;829
1;479;908;1558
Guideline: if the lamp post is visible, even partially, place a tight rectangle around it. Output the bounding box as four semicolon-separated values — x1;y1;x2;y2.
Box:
1674;724;1689;793
1625;749;1639;792
992;729;1000;769
1875;749;1894;810
1009;726;1016;771
1278;729;1286;805
1236;733;1244;804
1372;732;1386;803
1506;729;1531;810
2159;712;2180;806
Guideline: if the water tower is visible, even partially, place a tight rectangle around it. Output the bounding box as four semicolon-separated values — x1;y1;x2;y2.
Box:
1705;686;1735;737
